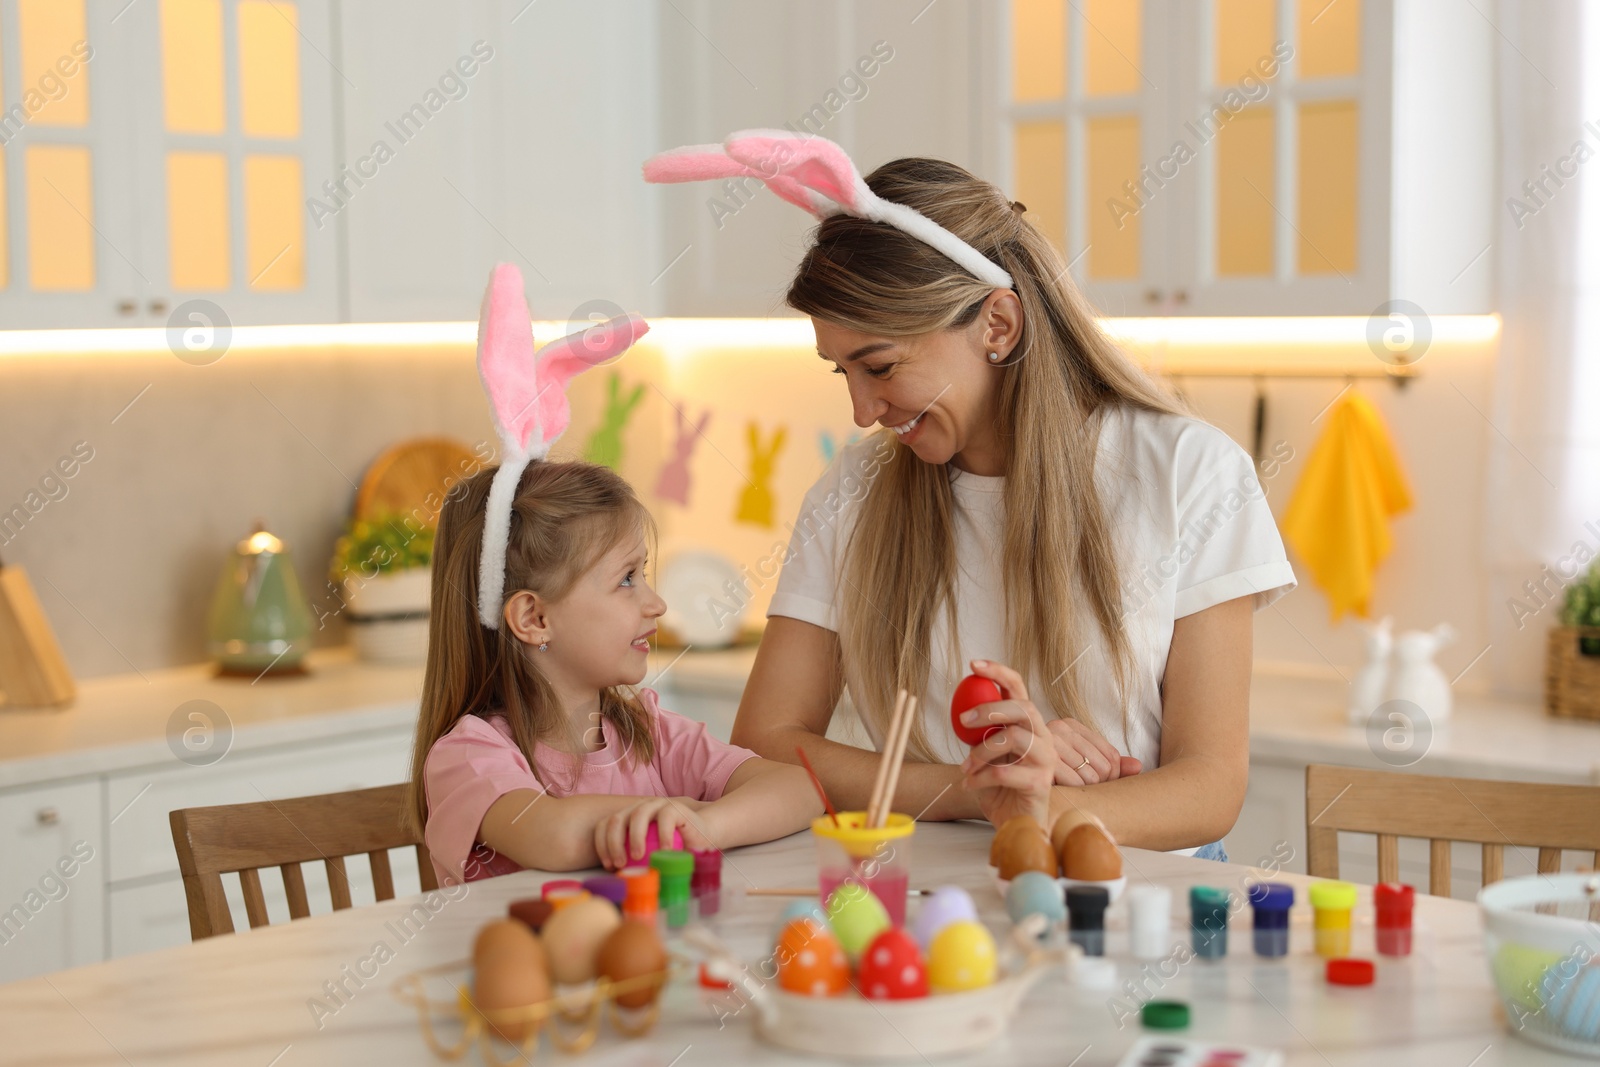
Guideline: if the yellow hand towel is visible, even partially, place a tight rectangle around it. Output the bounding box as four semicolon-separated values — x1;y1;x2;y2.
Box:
1280;391;1413;621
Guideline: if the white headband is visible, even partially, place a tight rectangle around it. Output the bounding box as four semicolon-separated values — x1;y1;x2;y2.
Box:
474;263;649;630
642;129;1015;290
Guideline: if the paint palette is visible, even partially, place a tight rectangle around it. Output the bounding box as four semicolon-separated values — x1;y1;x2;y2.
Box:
1114;1037;1284;1067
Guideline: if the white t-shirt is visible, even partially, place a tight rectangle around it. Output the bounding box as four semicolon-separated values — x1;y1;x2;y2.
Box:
766;404;1297;855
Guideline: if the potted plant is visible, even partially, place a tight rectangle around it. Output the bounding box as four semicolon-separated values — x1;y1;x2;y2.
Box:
330;514;434;664
1546;558;1600;720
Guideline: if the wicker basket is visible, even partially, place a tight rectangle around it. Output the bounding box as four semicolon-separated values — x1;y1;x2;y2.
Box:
1544;626;1600;721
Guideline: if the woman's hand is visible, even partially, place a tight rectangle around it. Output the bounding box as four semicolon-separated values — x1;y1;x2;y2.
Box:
958;660;1056;829
1044;716;1143;785
593;796;712;871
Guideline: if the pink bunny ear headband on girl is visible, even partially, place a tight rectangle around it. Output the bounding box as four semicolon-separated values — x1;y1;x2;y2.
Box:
475;262;650;630
642;129;1014;291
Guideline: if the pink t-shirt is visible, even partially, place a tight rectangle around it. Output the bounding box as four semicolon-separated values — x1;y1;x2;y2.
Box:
422;687;757;886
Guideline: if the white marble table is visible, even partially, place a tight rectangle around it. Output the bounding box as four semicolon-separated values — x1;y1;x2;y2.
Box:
0;821;1574;1065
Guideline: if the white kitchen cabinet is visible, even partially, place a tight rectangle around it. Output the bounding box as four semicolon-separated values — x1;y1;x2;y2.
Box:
652;0;981;317
984;0;1494;317
0;777;105;984
335;0;662;323
0;0;339;329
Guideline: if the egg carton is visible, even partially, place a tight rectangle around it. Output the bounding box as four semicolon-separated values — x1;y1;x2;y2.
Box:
390;955;689;1066
685;917;1081;1061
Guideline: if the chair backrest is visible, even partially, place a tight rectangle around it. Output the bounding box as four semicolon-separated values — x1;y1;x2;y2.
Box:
169;782;440;940
1305;763;1600;896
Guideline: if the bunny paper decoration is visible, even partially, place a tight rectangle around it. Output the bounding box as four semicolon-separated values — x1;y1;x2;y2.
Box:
475;263;649;629
643;129;1014;290
583;371;647;470
655;404;711;506
736;422;787;528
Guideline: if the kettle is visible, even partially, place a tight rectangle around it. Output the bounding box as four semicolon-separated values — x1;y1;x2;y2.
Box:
206;521;315;674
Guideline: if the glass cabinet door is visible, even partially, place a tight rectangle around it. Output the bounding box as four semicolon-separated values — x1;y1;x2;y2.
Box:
1003;0;1177;315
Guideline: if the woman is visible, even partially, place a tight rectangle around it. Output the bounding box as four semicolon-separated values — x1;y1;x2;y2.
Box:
647;136;1296;858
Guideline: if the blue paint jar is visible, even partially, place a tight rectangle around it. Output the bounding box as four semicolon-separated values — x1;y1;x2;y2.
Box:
1247;882;1294;958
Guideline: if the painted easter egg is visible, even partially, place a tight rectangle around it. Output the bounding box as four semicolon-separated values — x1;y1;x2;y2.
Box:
927;919;997;992
912;885;977;951
951;675;1005;746
1006;870;1066;929
858;928;929;1000
824;883;891;963
773;899;830;943
776;918;849;997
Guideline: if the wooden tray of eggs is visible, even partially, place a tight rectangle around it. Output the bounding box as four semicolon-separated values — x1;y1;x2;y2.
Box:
391;896;682;1066
989;810;1126;902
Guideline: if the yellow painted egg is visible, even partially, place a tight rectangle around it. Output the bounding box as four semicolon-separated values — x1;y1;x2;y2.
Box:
927;919;997;992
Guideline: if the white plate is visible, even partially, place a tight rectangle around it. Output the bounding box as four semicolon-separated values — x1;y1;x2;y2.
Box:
657;550;745;647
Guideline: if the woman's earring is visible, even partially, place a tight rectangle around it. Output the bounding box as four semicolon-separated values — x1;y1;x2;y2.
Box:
987;351;1002;363
538;641;549;652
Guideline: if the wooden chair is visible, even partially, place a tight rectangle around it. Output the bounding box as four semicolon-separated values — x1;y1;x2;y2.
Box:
1305;763;1600;896
170;782;440;940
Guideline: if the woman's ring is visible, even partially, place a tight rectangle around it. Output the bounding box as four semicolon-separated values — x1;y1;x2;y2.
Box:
1076;756;1091;772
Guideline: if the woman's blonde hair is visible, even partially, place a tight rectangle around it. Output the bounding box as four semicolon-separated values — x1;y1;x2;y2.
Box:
404;460;657;839
787;157;1186;763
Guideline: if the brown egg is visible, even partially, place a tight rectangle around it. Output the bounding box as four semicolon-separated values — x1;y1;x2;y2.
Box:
472;919;550;1043
1060;822;1123;881
1049;810;1108;858
540;896;621;985
990;815;1044;867
595;919;669;1008
995;822;1059;880
508;897;553;933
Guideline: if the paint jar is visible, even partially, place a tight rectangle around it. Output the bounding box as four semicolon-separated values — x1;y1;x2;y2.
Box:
650;849;695;929
1374;882;1414;957
1066;886;1110;957
1128;884;1173;960
1309;881;1358;958
1247;882;1294;958
620;865;659;923
1189;886;1232;959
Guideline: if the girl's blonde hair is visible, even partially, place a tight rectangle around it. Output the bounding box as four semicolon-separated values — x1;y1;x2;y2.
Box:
404;460;657;839
786;157;1187;763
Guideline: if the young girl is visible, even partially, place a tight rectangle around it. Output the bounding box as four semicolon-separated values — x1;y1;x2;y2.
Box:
402;263;818;886
404;457;822;886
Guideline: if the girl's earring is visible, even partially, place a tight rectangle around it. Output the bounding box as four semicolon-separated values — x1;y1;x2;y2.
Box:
987;351;1002;363
538;641;549;652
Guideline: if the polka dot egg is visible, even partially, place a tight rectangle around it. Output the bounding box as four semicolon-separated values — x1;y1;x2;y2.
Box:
857;928;929;1000
926;919;997;992
775;918;849;997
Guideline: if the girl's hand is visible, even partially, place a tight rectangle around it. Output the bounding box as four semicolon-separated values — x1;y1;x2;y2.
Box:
958;660;1055;829
593;796;712;871
1043;716;1143;785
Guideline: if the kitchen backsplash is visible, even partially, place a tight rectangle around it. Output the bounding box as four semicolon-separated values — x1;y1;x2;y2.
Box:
0;322;1525;697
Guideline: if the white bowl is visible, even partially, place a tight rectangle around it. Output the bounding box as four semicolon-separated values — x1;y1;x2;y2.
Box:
1478;872;1600;1058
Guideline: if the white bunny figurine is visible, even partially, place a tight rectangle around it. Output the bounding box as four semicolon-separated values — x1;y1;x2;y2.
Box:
1386;623;1457;724
1347;615;1393;725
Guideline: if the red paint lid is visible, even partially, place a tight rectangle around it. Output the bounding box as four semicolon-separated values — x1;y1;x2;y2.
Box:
1326;957;1375;986
1373;883;1414;911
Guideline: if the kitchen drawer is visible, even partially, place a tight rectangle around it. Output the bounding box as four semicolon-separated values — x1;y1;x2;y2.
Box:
110;845;426;959
0;778;106;983
107;729;413;884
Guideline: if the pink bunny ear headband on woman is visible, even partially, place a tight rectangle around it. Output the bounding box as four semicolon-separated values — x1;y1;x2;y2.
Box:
642;129;1014;291
475;262;650;630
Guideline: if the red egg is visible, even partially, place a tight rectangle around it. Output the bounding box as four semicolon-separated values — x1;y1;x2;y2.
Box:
951;675;1005;746
858;928;929;1000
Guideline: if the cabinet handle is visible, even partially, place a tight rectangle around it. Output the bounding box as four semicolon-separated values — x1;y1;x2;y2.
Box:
36;807;59;826
1144;289;1163;304
116;300;137;316
1173;289;1189;306
148;299;168;315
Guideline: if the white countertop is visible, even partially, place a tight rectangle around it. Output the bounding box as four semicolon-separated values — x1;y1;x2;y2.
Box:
0;820;1574;1065
4;643;1596;791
